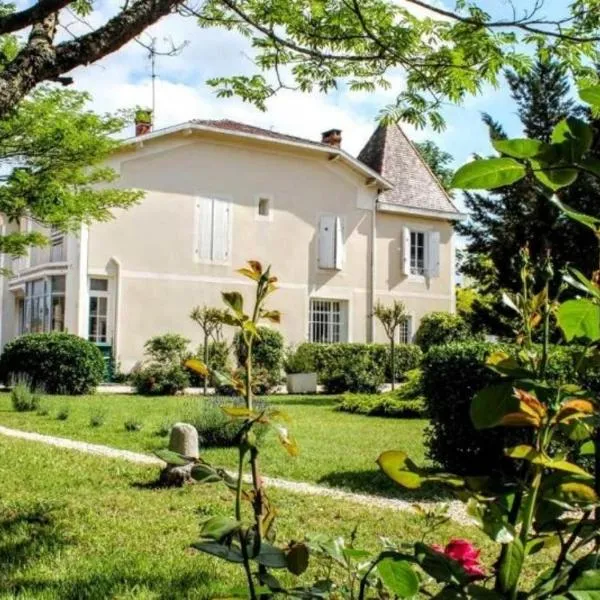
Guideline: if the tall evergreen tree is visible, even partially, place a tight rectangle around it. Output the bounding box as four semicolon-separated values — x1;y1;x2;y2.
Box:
458;60;600;303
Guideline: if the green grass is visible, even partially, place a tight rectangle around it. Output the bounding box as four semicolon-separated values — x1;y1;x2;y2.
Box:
0;436;510;599
0;392;429;498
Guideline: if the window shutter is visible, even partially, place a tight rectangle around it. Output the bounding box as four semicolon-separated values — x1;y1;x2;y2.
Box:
212;198;231;262
427;231;440;277
196;196;213;260
318;215;336;269
334;216;344;270
402;226;411;275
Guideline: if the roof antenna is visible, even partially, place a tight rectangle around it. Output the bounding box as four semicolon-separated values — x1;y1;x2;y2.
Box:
135;34;189;124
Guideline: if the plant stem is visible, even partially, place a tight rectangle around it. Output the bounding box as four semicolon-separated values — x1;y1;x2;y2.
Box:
390;335;396;391
203;331;209;396
235;446;256;599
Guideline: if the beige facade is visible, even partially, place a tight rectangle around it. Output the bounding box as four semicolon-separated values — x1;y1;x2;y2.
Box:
0;120;462;371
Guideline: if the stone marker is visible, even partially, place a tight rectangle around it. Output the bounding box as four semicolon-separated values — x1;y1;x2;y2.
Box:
159;422;199;487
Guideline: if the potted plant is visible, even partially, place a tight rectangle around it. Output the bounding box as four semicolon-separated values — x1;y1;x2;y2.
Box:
284;346;317;394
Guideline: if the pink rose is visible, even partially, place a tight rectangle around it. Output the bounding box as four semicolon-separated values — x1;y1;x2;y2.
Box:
431;539;485;579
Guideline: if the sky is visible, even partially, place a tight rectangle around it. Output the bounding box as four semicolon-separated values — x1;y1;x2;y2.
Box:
14;0;574;207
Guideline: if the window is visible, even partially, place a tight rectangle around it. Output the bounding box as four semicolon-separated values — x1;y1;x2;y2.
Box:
258;197;270;217
398;316;413;344
402;227;440;278
88;278;109;344
309;299;348;343
318;215;344;270
195;196;231;262
20;276;65;334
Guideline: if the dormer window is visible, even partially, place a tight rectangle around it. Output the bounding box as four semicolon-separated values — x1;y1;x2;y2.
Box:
255;195;273;221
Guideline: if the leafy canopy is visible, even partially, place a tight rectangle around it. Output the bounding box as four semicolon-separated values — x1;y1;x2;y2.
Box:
0;87;141;257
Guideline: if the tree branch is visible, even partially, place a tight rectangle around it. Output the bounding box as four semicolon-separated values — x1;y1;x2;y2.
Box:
0;0;182;118
0;0;70;36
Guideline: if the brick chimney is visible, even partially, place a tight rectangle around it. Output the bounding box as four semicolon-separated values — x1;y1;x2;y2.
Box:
321;128;342;148
134;108;153;136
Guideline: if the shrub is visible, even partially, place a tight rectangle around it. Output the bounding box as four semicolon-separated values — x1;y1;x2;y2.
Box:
10;379;40;412
131;363;189;396
89;409;107;428
414;311;471;352
0;332;105;395
215;366;278;396
143;333;190;363
187;341;231;387
56;406;70;421
422;341;600;475
284;345;316;374
337;369;426;418
182;397;268;447
386;345;423;381
234;327;284;377
124;418;143;432
320;350;384;394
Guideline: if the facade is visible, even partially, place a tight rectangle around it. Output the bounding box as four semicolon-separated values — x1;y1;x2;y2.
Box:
0;119;463;372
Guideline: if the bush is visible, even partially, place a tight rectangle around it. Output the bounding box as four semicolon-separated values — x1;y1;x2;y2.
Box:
182;397;268;447
234;327;284;377
422;341;600;475
124;418;143;432
215;366;279;396
10;379;40;412
337;369;426;418
89;409;107;428
386;345;423;382
321;350;384;394
131;363;190;396
187;341;231;387
0;332;105;395
56;406;70;421
415;312;472;352
143;333;190;363
284;345;316;374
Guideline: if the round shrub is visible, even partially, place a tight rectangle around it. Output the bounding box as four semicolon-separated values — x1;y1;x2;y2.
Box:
187;340;231;387
415;312;471;352
0;332;105;395
131;363;190;396
234;327;284;376
320;349;384;394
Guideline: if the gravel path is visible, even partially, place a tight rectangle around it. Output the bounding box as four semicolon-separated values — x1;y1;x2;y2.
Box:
0;425;471;524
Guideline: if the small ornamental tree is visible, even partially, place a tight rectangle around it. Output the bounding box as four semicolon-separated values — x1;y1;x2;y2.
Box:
372;300;408;390
190;305;228;395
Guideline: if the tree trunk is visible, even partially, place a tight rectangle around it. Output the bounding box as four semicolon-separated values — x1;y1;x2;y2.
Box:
390;337;396;390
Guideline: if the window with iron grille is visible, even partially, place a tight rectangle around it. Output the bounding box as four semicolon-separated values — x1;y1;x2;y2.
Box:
309;299;348;343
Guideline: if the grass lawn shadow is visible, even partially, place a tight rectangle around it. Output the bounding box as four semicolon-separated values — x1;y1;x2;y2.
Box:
317;469;455;502
0;501;70;573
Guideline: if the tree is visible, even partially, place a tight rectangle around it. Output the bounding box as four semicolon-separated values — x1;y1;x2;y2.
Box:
372;300;408;390
457;59;600;301
0;1;599;122
413;140;454;191
190;305;227;395
0;87;141;259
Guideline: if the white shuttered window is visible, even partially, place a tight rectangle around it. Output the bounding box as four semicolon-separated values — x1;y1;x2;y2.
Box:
402;227;440;277
318;215;344;270
196;197;231;262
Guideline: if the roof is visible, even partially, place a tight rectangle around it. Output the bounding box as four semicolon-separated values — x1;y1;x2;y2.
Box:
358;123;460;216
122;120;392;190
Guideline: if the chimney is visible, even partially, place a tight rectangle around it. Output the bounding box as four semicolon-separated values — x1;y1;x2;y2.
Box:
321;128;342;148
134;108;153;136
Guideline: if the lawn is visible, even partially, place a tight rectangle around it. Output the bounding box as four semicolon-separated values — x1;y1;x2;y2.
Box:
0;436;508;599
0;392;429;498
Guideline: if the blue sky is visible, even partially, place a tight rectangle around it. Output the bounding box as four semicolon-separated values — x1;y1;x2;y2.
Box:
21;0;574;191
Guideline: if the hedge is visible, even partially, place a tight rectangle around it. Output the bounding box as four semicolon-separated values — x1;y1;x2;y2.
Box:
422;341;600;475
292;342;422;393
0;332;105;395
414;312;472;352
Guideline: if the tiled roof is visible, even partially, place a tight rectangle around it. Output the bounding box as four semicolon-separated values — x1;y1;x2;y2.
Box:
191;119;326;148
358;123;459;214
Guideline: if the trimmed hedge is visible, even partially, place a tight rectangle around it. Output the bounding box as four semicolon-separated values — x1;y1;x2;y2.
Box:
415;312;472;352
337;369;426;417
0;332;105;395
293;342;422;393
131;363;189;396
423;341;600;475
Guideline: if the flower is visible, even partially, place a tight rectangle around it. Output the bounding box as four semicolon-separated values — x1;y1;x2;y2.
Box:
431;539;486;579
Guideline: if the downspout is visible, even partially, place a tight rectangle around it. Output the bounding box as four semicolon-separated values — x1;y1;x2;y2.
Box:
368;193;378;342
0;217;5;350
108;256;122;366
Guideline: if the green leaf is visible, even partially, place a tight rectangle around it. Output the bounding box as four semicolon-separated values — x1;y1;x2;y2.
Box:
498;538;524;593
580;86;600;108
192;541;245;563
470;382;518;430
571;569;600;598
377;558;419;598
551;117;593;160
563;268;600;300
580;155;600;179
153;449;190;466
492;138;548;159
531;160;578;191
451;158;526;190
256;542;288;569
376;450;422;489
222;291;244;316
286;542;309;575
558;299;600;342
581;440;595;456
184;358;209;377
414;542;468;585
190;464;223;484
199;516;241;541
551;196;600;233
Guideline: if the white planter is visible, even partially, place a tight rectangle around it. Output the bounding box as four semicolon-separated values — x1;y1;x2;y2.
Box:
286;373;318;394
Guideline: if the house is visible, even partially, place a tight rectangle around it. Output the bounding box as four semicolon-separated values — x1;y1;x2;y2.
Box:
0;118;463;372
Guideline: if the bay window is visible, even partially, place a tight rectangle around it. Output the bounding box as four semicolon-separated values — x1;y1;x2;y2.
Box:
21;276;65;334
